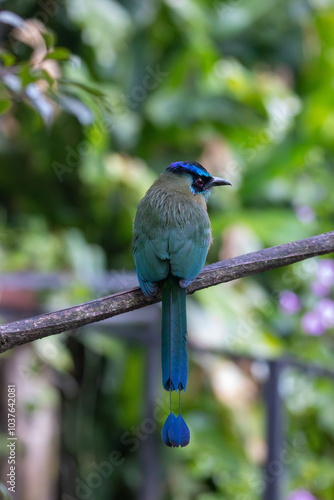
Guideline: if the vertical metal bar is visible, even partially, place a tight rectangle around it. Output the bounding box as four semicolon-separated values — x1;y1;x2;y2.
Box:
263;360;284;500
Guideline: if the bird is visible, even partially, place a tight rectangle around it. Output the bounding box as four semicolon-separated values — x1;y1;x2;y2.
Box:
133;161;231;447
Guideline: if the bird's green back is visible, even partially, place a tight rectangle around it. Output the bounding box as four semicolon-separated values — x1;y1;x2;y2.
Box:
133;171;211;294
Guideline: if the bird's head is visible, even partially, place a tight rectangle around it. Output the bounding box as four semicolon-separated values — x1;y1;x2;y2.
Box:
165;161;231;197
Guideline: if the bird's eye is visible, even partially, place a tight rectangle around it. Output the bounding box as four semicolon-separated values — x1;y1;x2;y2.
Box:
195;177;204;187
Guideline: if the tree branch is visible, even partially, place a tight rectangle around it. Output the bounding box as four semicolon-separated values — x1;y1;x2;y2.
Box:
1;231;333;354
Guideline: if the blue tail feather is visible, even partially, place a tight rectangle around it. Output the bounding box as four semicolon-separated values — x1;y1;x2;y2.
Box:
161;276;188;392
161;412;190;447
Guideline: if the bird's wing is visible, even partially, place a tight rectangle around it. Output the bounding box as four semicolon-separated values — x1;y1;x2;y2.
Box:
133;202;170;296
169;204;211;284
133;194;211;294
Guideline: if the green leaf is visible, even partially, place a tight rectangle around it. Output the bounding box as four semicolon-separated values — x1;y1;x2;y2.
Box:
58;78;106;98
18;65;39;87
0;50;16;67
0;100;11;114
41;30;56;50
39;70;55;87
45;47;71;62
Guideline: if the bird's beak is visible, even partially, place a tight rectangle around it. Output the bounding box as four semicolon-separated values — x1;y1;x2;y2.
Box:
209;177;232;187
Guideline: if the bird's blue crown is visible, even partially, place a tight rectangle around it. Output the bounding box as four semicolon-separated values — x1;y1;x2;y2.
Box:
166;161;211;178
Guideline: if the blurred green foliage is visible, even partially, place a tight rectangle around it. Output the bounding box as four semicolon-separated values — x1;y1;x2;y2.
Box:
1;0;334;499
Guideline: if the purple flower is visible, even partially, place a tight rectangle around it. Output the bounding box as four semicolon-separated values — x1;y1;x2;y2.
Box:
317;259;334;287
279;291;301;315
286;490;317;500
295;205;315;223
301;311;325;336
311;280;330;297
316;299;334;328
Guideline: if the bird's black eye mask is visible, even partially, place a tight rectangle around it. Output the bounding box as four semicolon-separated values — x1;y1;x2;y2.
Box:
165;161;214;195
191;175;212;195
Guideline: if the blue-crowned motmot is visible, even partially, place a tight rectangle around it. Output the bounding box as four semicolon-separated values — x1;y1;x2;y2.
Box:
133;161;231;447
